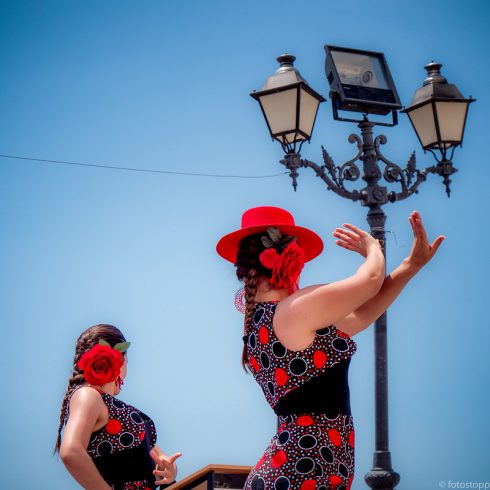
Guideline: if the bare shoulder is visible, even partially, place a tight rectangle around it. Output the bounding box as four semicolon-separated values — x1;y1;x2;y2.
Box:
274;282;358;349
273;287;326;350
70;386;104;409
275;284;328;316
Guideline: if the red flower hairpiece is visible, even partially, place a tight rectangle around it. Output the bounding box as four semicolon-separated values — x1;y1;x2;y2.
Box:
78;340;129;386
259;240;305;293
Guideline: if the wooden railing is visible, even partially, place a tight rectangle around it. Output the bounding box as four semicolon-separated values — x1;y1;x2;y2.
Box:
165;464;252;490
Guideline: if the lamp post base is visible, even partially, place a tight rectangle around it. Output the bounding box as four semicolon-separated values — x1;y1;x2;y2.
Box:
364;450;400;490
364;469;400;490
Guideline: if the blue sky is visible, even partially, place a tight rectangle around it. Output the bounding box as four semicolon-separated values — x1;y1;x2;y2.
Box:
0;1;489;489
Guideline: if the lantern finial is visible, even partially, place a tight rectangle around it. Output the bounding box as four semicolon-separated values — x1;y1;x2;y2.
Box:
276;53;296;67
423;62;447;86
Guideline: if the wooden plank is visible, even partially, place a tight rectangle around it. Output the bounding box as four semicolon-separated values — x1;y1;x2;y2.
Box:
165;464;252;490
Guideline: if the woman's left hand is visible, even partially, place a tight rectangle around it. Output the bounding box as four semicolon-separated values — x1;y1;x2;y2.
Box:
151;449;182;485
405;210;445;270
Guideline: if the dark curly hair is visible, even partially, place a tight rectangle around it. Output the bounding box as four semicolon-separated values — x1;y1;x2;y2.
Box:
54;324;126;453
235;230;296;371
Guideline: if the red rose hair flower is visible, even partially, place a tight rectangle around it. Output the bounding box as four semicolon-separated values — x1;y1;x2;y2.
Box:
259;240;305;293
259;248;280;269
78;343;124;386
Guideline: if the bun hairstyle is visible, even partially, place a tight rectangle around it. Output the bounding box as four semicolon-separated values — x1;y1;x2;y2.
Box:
235;229;299;371
54;324;126;453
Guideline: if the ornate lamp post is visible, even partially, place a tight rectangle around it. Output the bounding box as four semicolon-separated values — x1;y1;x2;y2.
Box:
251;46;475;490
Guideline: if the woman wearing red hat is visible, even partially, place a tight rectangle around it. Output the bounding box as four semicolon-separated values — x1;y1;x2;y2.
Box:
216;206;444;490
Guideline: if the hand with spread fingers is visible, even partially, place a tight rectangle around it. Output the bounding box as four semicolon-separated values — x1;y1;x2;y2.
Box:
151;449;182;486
332;211;445;269
332;222;381;258
405;210;445;269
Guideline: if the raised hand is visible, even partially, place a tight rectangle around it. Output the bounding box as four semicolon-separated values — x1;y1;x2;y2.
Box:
405;210;445;269
150;449;182;485
332;223;381;258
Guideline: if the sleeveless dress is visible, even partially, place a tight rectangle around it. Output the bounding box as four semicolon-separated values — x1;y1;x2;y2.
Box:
64;386;163;490
243;301;357;490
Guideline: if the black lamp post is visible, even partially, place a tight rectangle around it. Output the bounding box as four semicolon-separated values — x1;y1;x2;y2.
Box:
251;46;475;490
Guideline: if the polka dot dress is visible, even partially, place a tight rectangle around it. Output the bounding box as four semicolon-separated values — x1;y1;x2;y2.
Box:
244;302;357;490
86;392;156;460
64;387;158;490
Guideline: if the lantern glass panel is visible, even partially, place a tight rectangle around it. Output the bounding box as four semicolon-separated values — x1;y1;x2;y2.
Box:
331;50;390;90
299;88;321;139
408;103;438;149
259;88;298;137
435;101;468;146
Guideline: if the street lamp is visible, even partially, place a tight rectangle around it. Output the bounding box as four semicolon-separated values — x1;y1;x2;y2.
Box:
250;54;325;154
250;46;475;490
402;62;475;195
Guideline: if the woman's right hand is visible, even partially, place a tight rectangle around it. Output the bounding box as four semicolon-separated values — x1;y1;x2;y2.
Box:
151;449;182;485
332;223;382;258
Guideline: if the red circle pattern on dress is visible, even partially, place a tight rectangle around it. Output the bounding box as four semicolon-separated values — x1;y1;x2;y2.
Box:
106;419;122;435
259;326;269;345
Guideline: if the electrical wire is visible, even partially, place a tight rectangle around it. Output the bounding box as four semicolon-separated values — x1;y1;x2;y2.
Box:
0;154;288;179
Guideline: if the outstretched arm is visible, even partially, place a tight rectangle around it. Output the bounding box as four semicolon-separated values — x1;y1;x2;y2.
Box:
274;222;385;350
334;210;445;336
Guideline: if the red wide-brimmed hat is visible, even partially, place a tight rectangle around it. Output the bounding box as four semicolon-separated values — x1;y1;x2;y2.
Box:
216;206;324;263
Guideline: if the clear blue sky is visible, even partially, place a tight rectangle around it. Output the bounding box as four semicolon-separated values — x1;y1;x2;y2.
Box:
0;1;489;489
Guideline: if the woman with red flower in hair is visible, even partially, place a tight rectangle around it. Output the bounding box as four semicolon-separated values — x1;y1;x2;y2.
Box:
217;206;444;490
55;324;181;490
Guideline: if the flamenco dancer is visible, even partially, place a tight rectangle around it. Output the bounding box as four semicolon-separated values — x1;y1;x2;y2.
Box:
216;206;444;490
55;324;182;490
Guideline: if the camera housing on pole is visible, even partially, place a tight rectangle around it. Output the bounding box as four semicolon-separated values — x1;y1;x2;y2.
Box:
324;45;402;126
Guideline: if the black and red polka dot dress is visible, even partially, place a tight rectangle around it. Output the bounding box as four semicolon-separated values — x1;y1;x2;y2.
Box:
64;387;160;490
243;301;357;490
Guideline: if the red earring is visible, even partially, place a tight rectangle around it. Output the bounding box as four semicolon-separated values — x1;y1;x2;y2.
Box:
115;376;124;388
234;288;245;314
